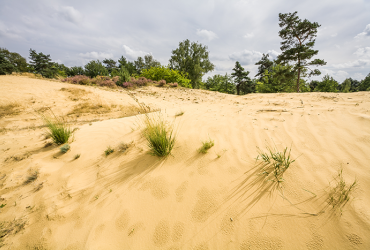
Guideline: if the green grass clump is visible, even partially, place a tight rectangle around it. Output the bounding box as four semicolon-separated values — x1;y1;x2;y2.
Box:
256;145;295;183
328;169;357;211
198;139;214;154
143;114;176;157
41;110;73;145
105;146;114;156
60;144;70;153
175;110;184;117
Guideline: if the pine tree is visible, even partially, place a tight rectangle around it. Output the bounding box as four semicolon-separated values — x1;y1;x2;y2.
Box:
231;61;253;94
277;11;326;92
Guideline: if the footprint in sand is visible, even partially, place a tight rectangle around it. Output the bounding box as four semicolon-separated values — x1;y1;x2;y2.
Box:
141;176;170;200
175;181;188;202
115;209;130;231
240;235;283;250
191;187;219;223
153;219;170;246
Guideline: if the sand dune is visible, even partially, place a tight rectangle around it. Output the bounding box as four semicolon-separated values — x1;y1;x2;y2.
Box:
0;75;369;249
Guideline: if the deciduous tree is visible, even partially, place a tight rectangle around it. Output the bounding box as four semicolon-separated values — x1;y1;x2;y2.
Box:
169;39;214;89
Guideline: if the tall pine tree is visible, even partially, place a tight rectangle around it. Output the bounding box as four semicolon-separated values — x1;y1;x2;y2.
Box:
277;11;326;92
231;61;253;95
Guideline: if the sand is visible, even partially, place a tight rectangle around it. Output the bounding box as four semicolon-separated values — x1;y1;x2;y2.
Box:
0;75;369;249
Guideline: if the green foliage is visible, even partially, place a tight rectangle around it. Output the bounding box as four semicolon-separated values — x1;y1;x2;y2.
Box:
0;50;15;75
140;66;192;88
255;64;296;93
231;61;254;94
103;58;117;74
277;11;326;92
198;139;214;154
0;48;28;73
255;54;274;81
169;39;215;89
118;56;137;75
68;66;85;77
29;48;58;78
134;54;160;75
328;169;357;211
349;78;361;92
256;145;295;183
339;79;351;93
84;60;109;78
205;74;236;94
105;146;114;156
41;111;73;145
60;144;70;154
112;67;131;85
315;74;338;92
359;73;370;91
143;115;176;157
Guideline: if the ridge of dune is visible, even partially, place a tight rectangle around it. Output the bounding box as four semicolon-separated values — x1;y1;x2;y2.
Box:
0;75;370;249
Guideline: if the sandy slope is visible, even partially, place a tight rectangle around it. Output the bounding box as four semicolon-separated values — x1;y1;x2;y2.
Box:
0;75;369;249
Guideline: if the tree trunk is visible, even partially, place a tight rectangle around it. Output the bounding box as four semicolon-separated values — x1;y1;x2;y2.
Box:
236;84;240;95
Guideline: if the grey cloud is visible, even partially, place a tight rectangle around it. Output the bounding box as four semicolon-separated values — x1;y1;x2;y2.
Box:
355;24;370;38
79;52;113;60
196;29;218;41
229;50;262;65
56;6;83;24
354;47;370;58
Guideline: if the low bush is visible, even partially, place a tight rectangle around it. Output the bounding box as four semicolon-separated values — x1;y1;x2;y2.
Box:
62;75;91;85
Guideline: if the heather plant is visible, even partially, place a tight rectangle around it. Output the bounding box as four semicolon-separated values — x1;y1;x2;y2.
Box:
158;79;166;86
63;75;91;85
122;82;134;88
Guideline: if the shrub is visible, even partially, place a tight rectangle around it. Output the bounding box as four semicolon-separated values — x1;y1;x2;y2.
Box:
122;82;134;88
140;66;192;88
41;111;73;145
143;114;175;157
171;82;178;87
63;75;91;85
158;79;166;86
198;139;214;154
60;144;70;153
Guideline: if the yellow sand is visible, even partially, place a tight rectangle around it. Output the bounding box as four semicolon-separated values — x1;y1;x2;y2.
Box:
0;75;369;249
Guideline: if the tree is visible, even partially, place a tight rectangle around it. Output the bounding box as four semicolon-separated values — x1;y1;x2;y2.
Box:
140;66;192;88
29;49;58;78
309;80;319;92
144;54;161;69
339;79;351;93
314;74;338;92
359;73;370;91
102;58;117;74
134;57;145;75
0;48;28;72
277;11;326;92
231;61;253;94
68;66;85;76
255;53;274;81
348;78;360;92
0;50;15;75
205;74;235;94
169;39;215;89
118;56;137;75
84;60;108;78
255;64;297;93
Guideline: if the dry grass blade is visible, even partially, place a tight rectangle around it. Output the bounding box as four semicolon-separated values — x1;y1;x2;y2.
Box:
0;102;21;118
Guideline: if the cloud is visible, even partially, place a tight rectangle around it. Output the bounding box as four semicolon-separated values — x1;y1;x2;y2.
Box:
354;24;370;39
78;51;113;60
320;69;349;82
122;45;147;60
332;59;370;69
196;29;218;41
243;33;254;39
57;6;82;24
266;50;280;59
228;50;263;65
354;47;370;58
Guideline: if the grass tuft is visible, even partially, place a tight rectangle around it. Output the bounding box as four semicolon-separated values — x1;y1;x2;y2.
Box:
23;170;39;185
198;139;214;154
256;145;295;183
105;146;114;156
175;110;185;117
143;114;176;157
0;102;21;118
41;110;73;145
327;168;357;211
60;144;70;153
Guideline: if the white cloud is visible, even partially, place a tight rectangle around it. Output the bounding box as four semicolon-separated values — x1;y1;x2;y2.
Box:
57;6;82;24
122;45;147;60
266;50;280;59
354;47;370;58
353;73;365;80
229;50;262;65
244;33;254;39
320;69;349;82
78;51;113;60
332;59;370;68
196;29;218;41
354;24;370;39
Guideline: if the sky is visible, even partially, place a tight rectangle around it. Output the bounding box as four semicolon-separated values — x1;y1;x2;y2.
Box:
1;0;369;83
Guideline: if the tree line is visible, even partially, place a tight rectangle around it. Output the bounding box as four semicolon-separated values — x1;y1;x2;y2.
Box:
1;11;369;93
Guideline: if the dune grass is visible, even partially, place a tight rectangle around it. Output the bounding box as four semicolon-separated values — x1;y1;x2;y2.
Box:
143;114;175;157
0;102;21;118
328;169;357;211
198;139;214;154
41;110;73;145
256;145;295;183
105;146;114;156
